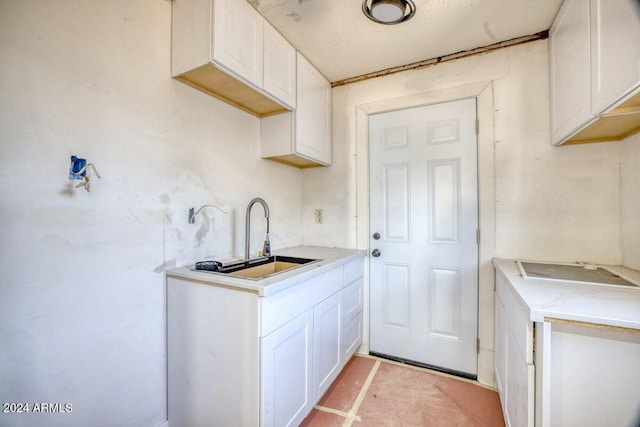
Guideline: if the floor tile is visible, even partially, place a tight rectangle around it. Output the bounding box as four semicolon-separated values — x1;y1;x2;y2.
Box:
354;360;505;427
317;355;377;412
299;408;345;427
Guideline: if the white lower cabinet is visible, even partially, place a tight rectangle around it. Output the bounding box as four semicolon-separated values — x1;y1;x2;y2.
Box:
262;310;314;427
494;270;534;427
312;293;342;402
535;320;640;427
167;256;364;427
495;266;640;427
494;287;506;406
340;278;363;367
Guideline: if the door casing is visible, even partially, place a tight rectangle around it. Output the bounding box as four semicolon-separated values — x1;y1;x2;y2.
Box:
368;98;480;377
354;81;496;386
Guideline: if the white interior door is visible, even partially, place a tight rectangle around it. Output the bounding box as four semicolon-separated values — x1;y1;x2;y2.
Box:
369;98;479;377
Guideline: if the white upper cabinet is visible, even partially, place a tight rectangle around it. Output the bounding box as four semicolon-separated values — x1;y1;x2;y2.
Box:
212;0;263;88
550;0;640;145
590;0;640;114
263;22;297;109
550;0;592;144
171;0;295;116
261;53;332;168
296;53;332;165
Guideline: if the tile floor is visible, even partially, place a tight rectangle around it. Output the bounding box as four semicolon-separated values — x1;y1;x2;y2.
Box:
300;355;505;427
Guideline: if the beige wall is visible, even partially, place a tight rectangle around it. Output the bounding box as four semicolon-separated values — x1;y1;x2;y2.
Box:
0;1;302;426
621;133;640;270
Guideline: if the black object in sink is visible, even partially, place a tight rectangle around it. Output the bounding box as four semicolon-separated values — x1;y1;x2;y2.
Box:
195;255;317;275
194;260;223;272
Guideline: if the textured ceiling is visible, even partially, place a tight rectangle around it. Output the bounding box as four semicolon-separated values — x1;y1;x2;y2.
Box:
249;0;563;83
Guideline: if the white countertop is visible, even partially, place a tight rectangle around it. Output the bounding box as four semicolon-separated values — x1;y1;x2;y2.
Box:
493;258;640;330
167;245;366;296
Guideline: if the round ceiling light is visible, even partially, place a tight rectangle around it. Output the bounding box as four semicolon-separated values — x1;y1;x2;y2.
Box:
362;0;416;25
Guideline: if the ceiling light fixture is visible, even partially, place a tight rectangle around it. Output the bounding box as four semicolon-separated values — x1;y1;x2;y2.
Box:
362;0;416;25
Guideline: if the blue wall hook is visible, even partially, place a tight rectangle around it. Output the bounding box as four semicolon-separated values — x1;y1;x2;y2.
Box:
69;155;87;180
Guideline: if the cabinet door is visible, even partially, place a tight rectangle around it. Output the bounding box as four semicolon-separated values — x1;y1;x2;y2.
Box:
262;310;313;427
264;22;296;109
547;322;640;427
296;53;331;165
505;337;535;427
213;0;263;87
590;0;640;114
495;271;535;427
313;293;342;402
494;291;506;402
550;0;592;144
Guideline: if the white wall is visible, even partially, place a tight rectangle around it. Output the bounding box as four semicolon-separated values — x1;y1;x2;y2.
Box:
304;39;624;264
303;39;633;386
621;133;640;271
0;1;302;426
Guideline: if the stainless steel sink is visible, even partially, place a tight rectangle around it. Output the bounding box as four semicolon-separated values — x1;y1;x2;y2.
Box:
194;255;319;280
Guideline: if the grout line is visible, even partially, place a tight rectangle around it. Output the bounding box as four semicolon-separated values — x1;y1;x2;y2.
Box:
313;405;353;419
342;359;381;427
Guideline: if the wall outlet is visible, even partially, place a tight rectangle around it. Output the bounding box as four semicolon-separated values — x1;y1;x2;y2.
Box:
314;209;324;224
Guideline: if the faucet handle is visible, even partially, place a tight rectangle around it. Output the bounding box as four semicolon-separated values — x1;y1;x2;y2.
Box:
263;235;271;257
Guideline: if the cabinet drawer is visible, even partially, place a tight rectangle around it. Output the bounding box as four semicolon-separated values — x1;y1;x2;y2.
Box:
344;258;364;285
341;278;363;327
341;314;363;364
261;267;342;337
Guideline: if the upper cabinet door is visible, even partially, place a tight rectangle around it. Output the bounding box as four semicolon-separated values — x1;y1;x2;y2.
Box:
590;0;640;114
264;22;297;109
296;53;331;165
550;0;592;144
213;0;263;88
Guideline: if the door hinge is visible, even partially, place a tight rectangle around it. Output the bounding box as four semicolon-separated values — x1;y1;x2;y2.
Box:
477;338;481;354
476;229;480;245
475;118;479;135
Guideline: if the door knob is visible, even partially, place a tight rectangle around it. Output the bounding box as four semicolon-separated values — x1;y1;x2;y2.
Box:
372;232;381;240
371;249;381;257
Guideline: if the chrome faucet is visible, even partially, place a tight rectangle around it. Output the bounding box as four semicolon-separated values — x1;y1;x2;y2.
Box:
245;198;270;260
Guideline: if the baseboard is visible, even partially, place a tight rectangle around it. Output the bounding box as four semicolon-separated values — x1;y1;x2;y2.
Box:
356;343;369;355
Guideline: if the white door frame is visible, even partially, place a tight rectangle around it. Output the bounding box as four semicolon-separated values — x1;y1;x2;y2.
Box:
355;81;496;386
